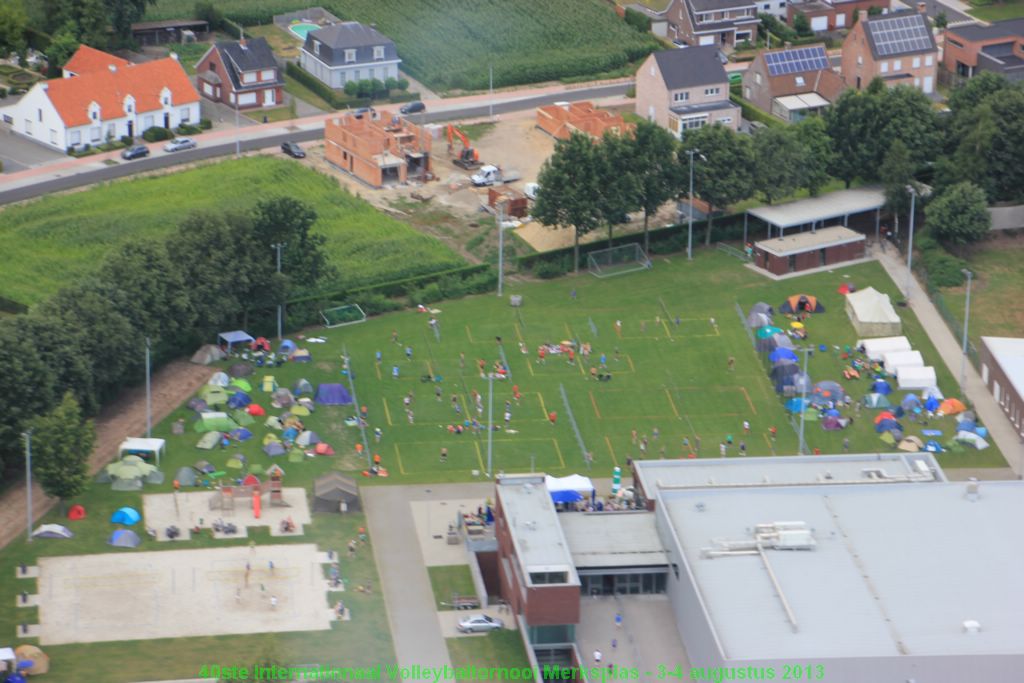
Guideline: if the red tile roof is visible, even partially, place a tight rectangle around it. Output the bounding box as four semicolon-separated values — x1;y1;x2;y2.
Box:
45;57;200;128
63;45;130;75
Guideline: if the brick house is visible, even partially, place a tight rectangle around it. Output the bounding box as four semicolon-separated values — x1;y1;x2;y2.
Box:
535;101;634;141
323;110;430;188
664;0;759;47
944;19;1024;82
195;37;284;109
0;45;199;150
742;44;847;121
636;47;740;138
299;22;400;90
841;7;938;93
786;0;889;32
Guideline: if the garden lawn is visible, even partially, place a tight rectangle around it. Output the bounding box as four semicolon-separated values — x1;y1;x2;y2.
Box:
447;631;532;671
0;156;464;305
968;0;1024;21
145;0;660;91
428;565;477;609
245;23;302;60
939;240;1024;352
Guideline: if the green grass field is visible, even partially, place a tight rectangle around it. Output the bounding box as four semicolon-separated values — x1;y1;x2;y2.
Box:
968;0;1024;21
940;240;1024;352
0;156;464;305
145;0;659;91
428;565;477;609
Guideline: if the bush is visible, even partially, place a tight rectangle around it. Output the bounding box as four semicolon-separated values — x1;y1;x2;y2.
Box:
357;292;405;316
142;127;173;142
199;118;212;130
625;85;636;98
407;282;444;305
624;8;652;33
193;1;225;31
120;135;133;146
397;78;409;91
0;87;7;98
176;123;202;135
534;258;568;279
343;80;359;97
920;248;967;287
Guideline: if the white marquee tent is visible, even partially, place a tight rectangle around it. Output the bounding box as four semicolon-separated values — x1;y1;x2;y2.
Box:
883;350;924;374
897;365;937;390
858;336;912;361
846;287;902;337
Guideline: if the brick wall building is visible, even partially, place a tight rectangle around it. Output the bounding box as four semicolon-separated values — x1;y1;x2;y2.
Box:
323;110;431;188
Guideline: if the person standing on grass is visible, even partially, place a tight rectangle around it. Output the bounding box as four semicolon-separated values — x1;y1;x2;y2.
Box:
375;350;382;365
392;365;399;379
739;441;746;456
842;437;850;452
743;420;750;434
631;429;638;445
440;447;448;464
407;409;415;425
590;366;598;380
538;347;546;365
571;288;577;301
435;385;442;401
405;346;413;361
548;411;557;426
728;356;736;371
652;427;660;441
720;442;727;457
769;426;777;441
504;410;512;426
392;330;399;345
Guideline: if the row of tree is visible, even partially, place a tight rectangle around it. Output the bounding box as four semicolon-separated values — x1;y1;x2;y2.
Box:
0;198;334;477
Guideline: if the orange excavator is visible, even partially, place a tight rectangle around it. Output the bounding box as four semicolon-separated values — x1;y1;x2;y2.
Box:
446;124;482;170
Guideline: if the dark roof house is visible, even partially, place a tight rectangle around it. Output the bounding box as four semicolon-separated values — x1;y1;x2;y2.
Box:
945;18;1024;82
742;45;848;121
653;46;729;89
195;37;285;109
302;22;400;66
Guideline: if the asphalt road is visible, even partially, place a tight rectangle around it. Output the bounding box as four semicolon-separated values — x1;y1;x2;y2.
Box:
0;82;630;206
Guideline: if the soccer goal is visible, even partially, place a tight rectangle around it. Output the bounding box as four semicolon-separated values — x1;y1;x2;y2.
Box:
586;243;652;278
320;304;367;328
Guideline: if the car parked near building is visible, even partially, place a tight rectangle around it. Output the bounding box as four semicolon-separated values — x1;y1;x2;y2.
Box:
121;145;150;160
457;614;503;633
163;137;197;152
281;141;306;158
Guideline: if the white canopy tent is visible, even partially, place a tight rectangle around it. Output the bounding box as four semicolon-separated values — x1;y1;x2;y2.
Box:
118;437;166;467
858;336;911;361
545;474;595;503
897;365;937;390
883;350;924;374
845;287;902;337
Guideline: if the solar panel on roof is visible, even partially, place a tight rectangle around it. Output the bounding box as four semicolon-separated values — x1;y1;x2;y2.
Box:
869;15;932;57
765;45;829;77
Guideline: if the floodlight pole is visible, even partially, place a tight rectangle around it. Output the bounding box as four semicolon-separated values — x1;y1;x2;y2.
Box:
487;374;494;477
960;269;973;397
497;200;507;297
489;64;494;120
687;149;695;261
798;347;810;455
24;430;32;543
145;336;152;438
905;185;917;300
272;243;286;340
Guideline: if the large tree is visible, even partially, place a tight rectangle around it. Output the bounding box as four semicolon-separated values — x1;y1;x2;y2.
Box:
595;130;639;246
533;132;602;273
876;85;940;168
627;121;682;253
30;392;94;512
752;127;804;205
45;24;80;69
927;181;990;250
251;197;335;293
0;320;58;475
794;116;833;196
105;0;154;46
826;89;882;186
16;314;98;415
683;124;754;245
879;139;915;239
0;0;27;57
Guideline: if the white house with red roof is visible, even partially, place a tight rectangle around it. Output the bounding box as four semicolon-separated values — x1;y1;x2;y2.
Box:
1;45;200;151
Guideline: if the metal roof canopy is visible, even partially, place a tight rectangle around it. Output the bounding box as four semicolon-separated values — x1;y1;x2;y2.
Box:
747;187;885;235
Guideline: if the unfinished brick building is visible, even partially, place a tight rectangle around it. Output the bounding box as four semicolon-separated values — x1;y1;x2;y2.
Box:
535;101;634;141
323;110;431;187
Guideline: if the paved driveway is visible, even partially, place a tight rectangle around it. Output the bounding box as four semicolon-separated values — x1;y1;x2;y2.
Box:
0;127;66;173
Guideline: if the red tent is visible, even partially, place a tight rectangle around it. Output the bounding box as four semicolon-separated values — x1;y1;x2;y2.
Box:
247;404;266;416
314;443;335;456
67;504;86;520
874;411;896;425
242;473;260;487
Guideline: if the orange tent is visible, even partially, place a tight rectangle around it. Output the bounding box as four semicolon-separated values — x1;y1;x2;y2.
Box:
874;411;896;425
939;398;966;415
780;294;825;314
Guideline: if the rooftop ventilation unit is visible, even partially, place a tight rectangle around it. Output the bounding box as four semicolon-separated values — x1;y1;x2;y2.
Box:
966;479;980;502
962;620;981;634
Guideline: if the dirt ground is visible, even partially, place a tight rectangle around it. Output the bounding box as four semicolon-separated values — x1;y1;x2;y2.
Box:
0;360;213;551
142;487;312;541
35;544;333;645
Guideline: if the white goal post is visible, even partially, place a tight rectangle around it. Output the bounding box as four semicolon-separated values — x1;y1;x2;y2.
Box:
586;243;652;278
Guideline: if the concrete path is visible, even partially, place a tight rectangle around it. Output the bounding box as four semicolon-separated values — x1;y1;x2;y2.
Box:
362;482;493;674
872;245;1023;475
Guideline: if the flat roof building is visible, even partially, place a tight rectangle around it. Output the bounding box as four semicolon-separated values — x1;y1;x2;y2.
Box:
752;225;866;276
979;336;1024;438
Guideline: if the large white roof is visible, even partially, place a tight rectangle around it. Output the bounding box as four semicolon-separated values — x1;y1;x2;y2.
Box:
664;481;1024;660
497;475;579;584
748;187;885;231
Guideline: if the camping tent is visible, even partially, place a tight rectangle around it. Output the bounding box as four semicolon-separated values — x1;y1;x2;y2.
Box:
193;412;238;433
279;339;297;356
780;294;825;314
262;376;278;392
956;431;990;449
111;507;141;525
820;416;847;431
313;472;361;512
230;378;253;392
811;380;845;405
747;312;772;329
195;431;221;450
845;287;901;337
316;384;353;406
750;302;774;316
228;363;254;378
545;474;595;503
14;645;49;676
858;336;911;361
118;437;166;467
871;379;893;395
198;385;229;406
296;430;321;447
883;350;924;374
293;379;314;395
218;330;254;352
191;344;227;365
231;409;255;426
32;524;73;539
292;348;312;362
108;529;141;548
757;326;784;339
769;348;798;363
896;365;937;390
174;466;197;487
227;392;252;409
264;442;286;457
208;371;230;387
230;427;253;442
68;504;86;520
272;388;295;407
247;404;266;417
105;455;158;484
194;460;216;474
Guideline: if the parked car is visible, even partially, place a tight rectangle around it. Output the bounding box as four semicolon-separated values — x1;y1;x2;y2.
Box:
163;137;196;152
457;614;504;633
121;145;150;160
524;182;540;201
400;101;426;116
353;107;373;119
281;141;306;158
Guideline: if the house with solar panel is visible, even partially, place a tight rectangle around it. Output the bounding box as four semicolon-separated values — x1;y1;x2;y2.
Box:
635;47;740;137
742;44;848;122
841;6;938;94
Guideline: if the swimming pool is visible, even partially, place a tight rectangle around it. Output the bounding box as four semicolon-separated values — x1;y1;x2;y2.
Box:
289;22;320;40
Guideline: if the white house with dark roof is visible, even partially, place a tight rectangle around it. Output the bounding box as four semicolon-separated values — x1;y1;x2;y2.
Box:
298;21;401;89
635;47;740;137
841;7;938;93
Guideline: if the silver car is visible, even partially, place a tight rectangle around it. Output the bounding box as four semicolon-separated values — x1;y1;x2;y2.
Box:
457;614;504;633
164;137;197;152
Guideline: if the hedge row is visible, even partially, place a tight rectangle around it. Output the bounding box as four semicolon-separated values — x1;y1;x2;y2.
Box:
285;62;417;110
730;93;785;129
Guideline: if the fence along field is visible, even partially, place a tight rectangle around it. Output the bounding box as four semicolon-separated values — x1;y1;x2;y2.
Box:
145;0;660;90
0;156;465;306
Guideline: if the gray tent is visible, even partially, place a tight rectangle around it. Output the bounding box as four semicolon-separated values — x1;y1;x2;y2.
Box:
33;524;73;539
191;344;226;365
747;311;772;329
108;529;141;548
174;467;197;487
313;472;361;513
293;379;314;395
750;302;774;316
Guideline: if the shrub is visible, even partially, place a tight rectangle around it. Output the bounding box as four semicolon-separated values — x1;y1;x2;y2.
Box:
344;80;359;97
0;87;7;98
625;85;636;98
142;127;172;142
534;258;568;279
624;8;652;33
357;292;405;316
176;123;202;135
199;118;212;130
407;282;444;305
120;135;133;146
397;78;409;91
920;248;967;287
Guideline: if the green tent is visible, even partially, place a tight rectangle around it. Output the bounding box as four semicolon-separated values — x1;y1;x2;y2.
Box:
862;393;892;408
106;455;157;480
249;463;265;475
231;410;255;427
193;413;238;433
879;431;896;445
230;378;253;392
196;432;221;449
287;448;305;463
226;456;246;470
199;385;230;406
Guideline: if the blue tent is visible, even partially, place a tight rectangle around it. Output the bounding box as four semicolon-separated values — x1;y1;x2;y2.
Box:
263;442;286;457
924;440;944;453
108;529;141;548
823;408;841;417
876;418;901;433
958;420;977;433
785;397;809;413
550;490;583;503
230;427;253;441
279;339;297;356
283;426;299;441
924;396;940;412
110;507;141;525
316;383;353;406
769;348;799;363
871;379;893;395
227;392;252;409
901;394;922;408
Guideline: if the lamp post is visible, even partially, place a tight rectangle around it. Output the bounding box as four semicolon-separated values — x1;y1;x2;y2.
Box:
686;149;705;261
797;346;810;456
24;430;32;543
234;96;241;158
960;269;973;396
145;336;152;438
497;199;510;297
271;243;286;340
486;373;494;477
905;185;917;299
